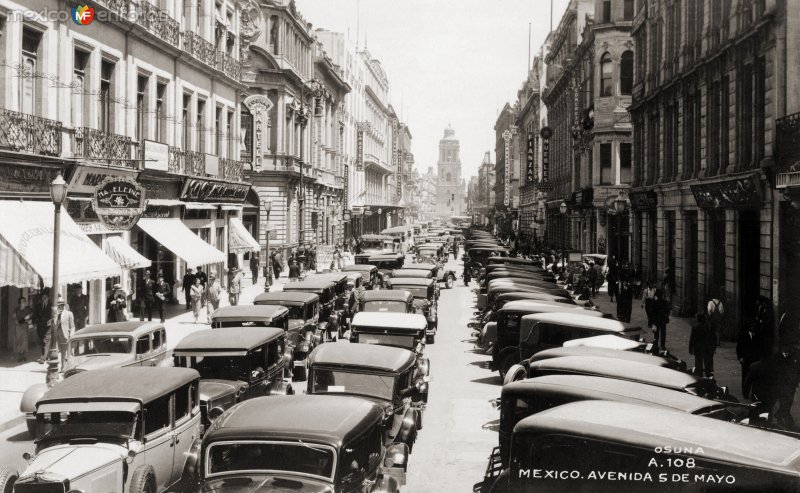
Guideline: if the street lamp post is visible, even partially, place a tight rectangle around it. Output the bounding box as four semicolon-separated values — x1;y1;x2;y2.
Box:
559;201;568;258
50;172;67;301
614;191;628;262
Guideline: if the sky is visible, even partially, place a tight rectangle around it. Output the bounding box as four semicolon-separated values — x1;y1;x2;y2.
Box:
295;0;572;181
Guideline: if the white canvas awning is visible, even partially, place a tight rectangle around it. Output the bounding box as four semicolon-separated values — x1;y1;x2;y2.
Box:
104;236;152;270
0;200;121;288
136;218;225;266
228;217;260;253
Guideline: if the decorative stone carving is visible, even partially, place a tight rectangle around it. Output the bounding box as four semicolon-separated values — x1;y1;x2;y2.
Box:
243;94;274;171
238;0;264;66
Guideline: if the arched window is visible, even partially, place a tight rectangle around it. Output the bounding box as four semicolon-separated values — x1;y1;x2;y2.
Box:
600;53;613;97
620;51;634;95
446;172;452;183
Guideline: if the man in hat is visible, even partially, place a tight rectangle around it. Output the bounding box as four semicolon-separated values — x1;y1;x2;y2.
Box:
139;269;155;321
228;268;243;306
50;297;75;369
182;268;196;310
288;259;302;281
195;266;208;307
206;272;222;320
155;274;171;323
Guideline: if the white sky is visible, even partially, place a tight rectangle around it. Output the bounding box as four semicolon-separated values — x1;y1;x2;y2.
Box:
296;0;572;181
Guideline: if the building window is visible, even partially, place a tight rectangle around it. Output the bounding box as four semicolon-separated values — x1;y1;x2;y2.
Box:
226;110;234;158
683;92;695;179
136;75;148;142
21;27;43;116
72;49;90;128
183;93;192;150
647;113;659;186
755;57;766;164
197;99;206;153
215;106;223;156
620;143;632;183
738;64;753;169
600;143;612;184
602;0;611;22
99;60;115;133
623;0;634;20
599;53;613;97
620;51;633;95
721;76;730;171
155;82;167;143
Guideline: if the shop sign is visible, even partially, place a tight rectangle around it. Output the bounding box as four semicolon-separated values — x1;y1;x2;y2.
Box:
343;163;349;213
0;162;60;193
352;206;364;215
540;127;552;191
690;174;763;209
180;178;249;203
140;178;181;200
142;205;171;219
502;129;513;207
356;128;365;172
243;94;274;172
574;188;594;207
526;132;535;184
629;190;658;210
69;165;139;194
93;177;147;231
143;140;169;172
205;154;219;176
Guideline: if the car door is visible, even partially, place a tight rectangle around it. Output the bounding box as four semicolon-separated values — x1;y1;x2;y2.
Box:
134;334;152;367
142;393;174;490
170;382;200;485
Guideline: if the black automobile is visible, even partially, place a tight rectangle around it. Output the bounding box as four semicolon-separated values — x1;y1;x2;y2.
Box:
370;253;407;287
342;264;379;289
308;272;351;333
361;289;415;314
209;305;290;331
387;277;438;343
172;327;293;431
282;279;338;340
196;395;408;492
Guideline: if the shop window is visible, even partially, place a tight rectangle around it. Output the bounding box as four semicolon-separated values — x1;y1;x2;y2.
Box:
600;143;613;184
21;27;43;117
73;49;90;128
599;53;613;97
602;1;611;22
620;51;633;95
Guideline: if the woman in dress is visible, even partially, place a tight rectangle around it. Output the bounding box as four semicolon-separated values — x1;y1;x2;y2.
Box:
13;297;33;362
190;277;204;324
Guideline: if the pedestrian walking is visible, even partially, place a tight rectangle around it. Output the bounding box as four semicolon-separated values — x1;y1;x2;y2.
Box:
155;274;170;323
288;259;302;281
69;286;89;331
463;254;472;285
206;273;222;319
586;262;598;297
746;347;800;428
707;288;725;346
737;296;775;395
662;267;673;305
607;260;618;302
106;284;127;322
228;268;243;306
250;252;260;284
631;264;643;299
642;281;657;328
182;268;196;310
33;292;52;363
617;281;634;323
652;288;671;354
452;239;459;260
12;297;32;362
139;269;155;321
333;246;343;271
49;298;75;368
195;266;207;307
190;277;204;323
690;312;716;379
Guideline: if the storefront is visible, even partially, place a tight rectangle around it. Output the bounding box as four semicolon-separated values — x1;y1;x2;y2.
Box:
628;189;658;284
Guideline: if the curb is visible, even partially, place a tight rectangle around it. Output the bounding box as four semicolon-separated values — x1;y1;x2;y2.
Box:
0;414;24;434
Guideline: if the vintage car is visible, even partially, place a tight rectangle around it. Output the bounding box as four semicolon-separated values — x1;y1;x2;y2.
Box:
482;283;581;311
483;278;567;296
309;272;351;332
402;262;458;290
483;270;556;286
483;263;548;276
13;367;201;493
526;344;685;373
195;395;408;492
489;303;607;377
489;375;738;473
173;327;292;430
209;305;290;331
369;253;406;286
415;244;445;263
486;256;538;267
490;400;800;493
19;320;168;437
282;279;338;339
359;234;396;253
392;268;432;279
350;312;428;355
558;333;687;370
253;291;323;378
387;278;438;343
342;264;380;289
307;343;428;450
361;289;415;314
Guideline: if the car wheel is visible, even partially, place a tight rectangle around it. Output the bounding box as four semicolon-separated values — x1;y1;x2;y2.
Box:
0;467;18;493
129;465;156;493
502;364;527;385
445;274;454;289
498;352;520;380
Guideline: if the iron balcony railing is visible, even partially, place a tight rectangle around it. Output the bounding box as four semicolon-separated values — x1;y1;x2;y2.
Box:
220;157;244;181
777;112;800;164
183;31;217;67
0;108;62;156
75;127;134;166
216;51;242;81
137;1;180;47
184;149;205;176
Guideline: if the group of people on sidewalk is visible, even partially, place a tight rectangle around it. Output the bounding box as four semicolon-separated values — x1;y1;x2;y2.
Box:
12;293;76;368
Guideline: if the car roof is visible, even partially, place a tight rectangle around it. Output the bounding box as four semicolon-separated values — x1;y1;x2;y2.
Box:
392;269;431;277
351;312;428;330
211;305;290;320
496;293;572;303
360;234;392;241
531;346;677;368
487;256;536;264
503;375;723;414
38;367;199;405
342;264;377;271
529;356;699;389
254;291;319;305
72;320;164;337
205;395;384;448
369;254;403;260
174;327;284;353
363;290;413;302
517;401;800;471
563;334;642;350
521;312;641;332
309;272;349;283
406;263;436;270
495;301;601;317
282;279;336;290
309;343;416;372
381;226;410;234
389;278;434;287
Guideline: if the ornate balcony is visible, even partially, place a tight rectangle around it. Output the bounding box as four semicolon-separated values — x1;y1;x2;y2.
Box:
0;108;62;156
96;0;132;18
184;150;205;176
137;1;180;48
75;127;134;166
183;31;216;67
777;112;800;167
168;146;185;174
220;157;244;181
216;51;242;81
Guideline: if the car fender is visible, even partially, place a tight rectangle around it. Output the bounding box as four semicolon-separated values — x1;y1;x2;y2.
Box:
20;383;48;414
396;408;418;447
175;437;202;492
503;364;528;385
268;380;294;396
372;473;400;492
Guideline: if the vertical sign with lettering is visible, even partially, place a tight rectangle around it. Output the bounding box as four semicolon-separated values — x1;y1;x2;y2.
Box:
344;162;349;212
243;95;274;172
502;129;512;207
356;127;364;172
526;132;535;184
540;126;552;189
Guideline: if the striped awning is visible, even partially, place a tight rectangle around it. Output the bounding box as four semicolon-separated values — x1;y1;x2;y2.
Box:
228;217;260;253
0;200;121;288
137;218;225;266
104;236;152;270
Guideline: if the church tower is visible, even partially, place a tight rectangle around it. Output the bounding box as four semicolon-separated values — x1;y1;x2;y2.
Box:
436;125;463;216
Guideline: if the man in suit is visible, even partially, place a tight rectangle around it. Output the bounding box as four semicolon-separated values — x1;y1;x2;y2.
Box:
183;268;196;310
139;269;155;321
50;297;75;369
155;274;171;323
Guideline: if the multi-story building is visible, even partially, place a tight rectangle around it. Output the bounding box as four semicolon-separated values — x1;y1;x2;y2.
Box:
629;0;788;332
494;104;520;237
435;125;464;217
473;151;497;228
419;166;438;221
0;0;252;347
397;123;416;224
516;56;543;246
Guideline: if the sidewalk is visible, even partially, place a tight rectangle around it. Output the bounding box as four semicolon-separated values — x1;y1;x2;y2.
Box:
0;271;291;432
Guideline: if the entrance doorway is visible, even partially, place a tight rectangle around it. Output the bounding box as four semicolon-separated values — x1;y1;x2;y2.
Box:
683;211;698;315
780;203;800;339
708;210;726;297
738;210;761;328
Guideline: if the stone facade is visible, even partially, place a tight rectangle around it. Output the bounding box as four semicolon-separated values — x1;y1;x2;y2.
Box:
436;125;464;217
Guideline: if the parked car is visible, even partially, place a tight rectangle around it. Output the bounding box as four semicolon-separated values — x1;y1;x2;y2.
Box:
370;253;407;286
490;400;800;492
392;268;433;279
12;367;201;493
387;278;438;343
282;279;338;339
362;289;415;314
308;272;351;334
194;395;408;492
253;291;322;378
19;320;168;437
467;247;510;276
307;343;428;450
402;262;458;290
527;344;685;372
486;256;538;268
209;305;289;331
349;312;428;355
359;234;395;253
342;264;379;289
173;327;292;431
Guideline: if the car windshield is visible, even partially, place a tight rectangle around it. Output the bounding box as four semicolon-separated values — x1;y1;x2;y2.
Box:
312;369;395;401
396;287;428;298
180;355;248;381
207;441;335;480
364;301;408;313
262;304;304;319
38;410;137;441
361;240;384;249
69;336;132;356
355;332;415;350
